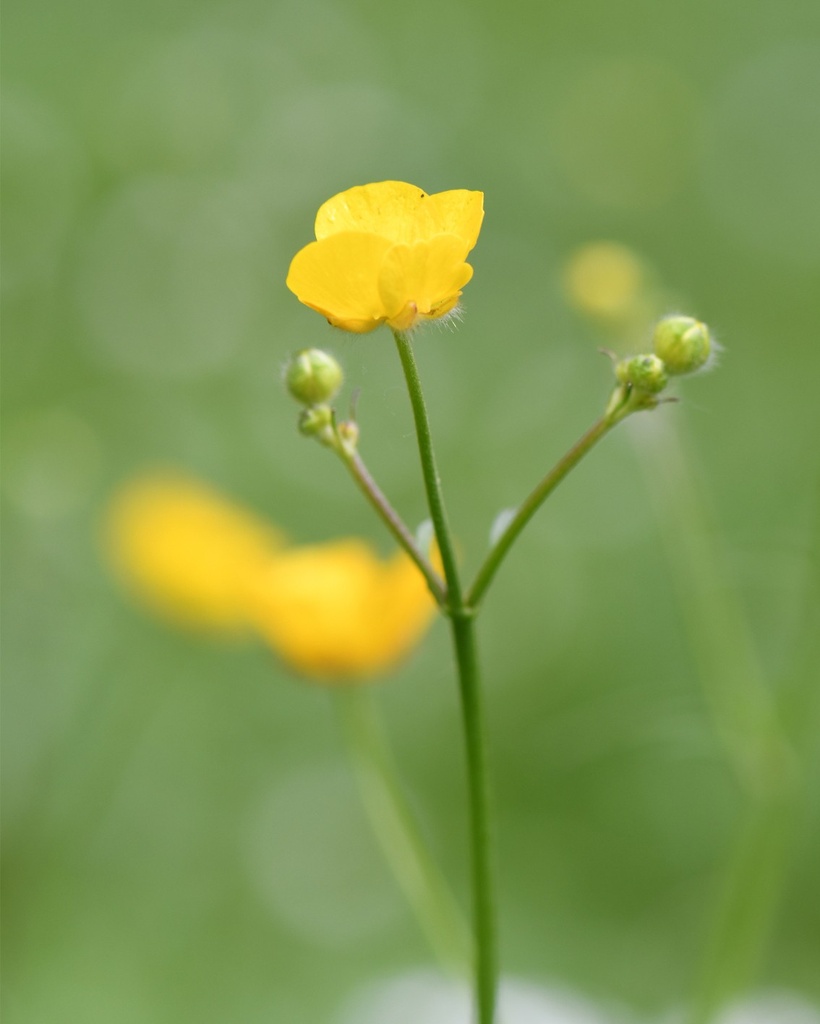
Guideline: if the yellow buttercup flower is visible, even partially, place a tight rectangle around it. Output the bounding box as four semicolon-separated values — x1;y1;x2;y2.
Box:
105;475;282;630
247;539;437;682
105;474;436;681
286;181;484;334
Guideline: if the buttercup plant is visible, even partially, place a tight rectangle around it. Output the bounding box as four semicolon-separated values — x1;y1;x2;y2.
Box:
283;181;714;1023
106;184;719;1024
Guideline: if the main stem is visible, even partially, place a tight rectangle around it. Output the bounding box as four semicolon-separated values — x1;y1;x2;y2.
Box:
451;610;497;1023
393;330;498;1024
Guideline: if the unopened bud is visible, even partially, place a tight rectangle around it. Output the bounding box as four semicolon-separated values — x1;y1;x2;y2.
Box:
652;316;711;375
615;354;669;394
298;404;334;445
285;349;343;405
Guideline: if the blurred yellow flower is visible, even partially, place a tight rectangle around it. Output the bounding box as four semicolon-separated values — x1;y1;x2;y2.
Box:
248;539;436;682
105;475;436;682
563;242;646;320
286;181;484;334
105;475;282;630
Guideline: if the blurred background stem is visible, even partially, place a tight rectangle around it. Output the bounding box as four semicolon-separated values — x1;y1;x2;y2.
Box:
634;416;802;1024
687;789;798;1024
336;688;472;974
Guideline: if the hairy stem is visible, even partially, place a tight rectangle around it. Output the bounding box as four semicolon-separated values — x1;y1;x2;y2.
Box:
392;331;462;608
336;440;446;605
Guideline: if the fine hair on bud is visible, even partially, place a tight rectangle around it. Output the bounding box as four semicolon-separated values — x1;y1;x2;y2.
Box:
285;348;344;405
652;315;712;376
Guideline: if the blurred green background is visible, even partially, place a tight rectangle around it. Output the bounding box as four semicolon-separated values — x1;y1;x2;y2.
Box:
2;0;819;1019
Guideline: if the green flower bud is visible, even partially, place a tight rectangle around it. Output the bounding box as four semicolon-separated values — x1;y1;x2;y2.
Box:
298;404;334;445
615;353;669;394
285;349;343;405
652;315;711;375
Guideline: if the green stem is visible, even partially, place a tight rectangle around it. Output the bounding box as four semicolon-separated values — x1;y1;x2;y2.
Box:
468;414;616;607
635;418;780;794
392;331;462;606
336;688;471;973
335;441;447;606
687;788;798;1024
450;611;497;1024
392;329;498;1024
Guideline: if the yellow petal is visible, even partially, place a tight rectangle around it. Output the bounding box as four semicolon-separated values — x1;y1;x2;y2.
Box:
314;181;429;244
105;476;282;630
286;233;392;332
248;540;435;681
315;183;484;253
421;190;484;251
378;235;474;328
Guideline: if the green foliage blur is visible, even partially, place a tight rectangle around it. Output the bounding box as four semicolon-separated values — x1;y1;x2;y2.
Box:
2;0;818;1019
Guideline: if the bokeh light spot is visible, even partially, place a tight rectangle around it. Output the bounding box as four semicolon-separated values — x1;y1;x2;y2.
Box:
338;970;621;1024
77;177;262;378
553;60;698;211
244;764;402;945
564;243;646;320
700;43;820;268
1;90;87;291
2;409;102;521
